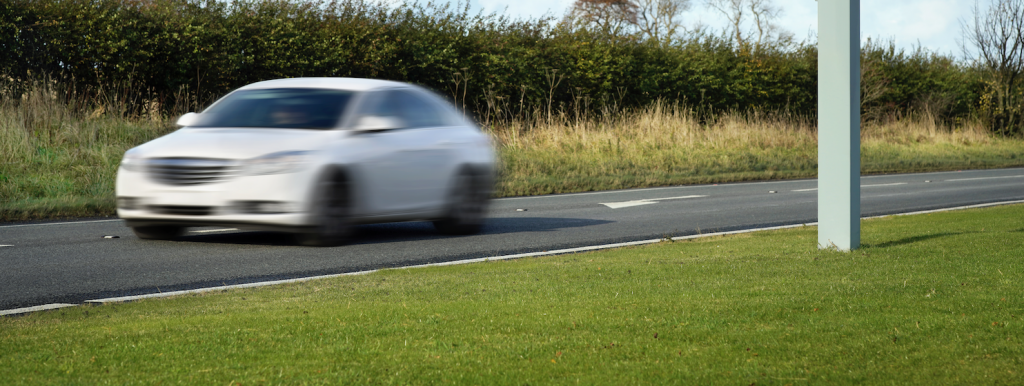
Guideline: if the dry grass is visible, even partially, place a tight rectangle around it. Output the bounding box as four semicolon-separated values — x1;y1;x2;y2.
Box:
488;101;1024;197
492;100;992;152
863;113;993;146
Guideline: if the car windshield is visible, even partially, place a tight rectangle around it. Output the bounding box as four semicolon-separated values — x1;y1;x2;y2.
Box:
193;88;353;129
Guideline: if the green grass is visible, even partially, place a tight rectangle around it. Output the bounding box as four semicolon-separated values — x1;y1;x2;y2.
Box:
3;205;1023;384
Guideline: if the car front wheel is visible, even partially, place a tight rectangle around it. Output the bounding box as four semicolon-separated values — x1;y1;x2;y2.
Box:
433;169;488;235
297;170;352;247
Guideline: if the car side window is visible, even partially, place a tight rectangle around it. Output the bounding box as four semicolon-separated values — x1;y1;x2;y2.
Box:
396;90;448;128
361;91;400;119
358;88;458;129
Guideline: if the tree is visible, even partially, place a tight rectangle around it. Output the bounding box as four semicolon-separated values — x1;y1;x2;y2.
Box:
566;0;692;45
961;0;1024;135
566;0;638;37
706;0;790;51
633;0;691;45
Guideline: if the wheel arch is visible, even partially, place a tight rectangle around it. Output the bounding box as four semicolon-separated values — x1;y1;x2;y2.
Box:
305;164;359;218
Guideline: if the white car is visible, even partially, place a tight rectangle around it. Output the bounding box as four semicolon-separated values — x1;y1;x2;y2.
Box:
116;78;495;246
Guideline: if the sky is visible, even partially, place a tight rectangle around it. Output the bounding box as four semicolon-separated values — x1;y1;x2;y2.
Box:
466;0;985;59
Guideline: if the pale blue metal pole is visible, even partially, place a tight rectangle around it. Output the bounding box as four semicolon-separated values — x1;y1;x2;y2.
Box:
818;0;860;250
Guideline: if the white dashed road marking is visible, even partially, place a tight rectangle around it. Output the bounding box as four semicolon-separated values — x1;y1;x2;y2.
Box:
601;195;707;209
864;183;908;187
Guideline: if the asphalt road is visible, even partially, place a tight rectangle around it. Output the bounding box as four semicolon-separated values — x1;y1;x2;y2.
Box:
2;168;1024;312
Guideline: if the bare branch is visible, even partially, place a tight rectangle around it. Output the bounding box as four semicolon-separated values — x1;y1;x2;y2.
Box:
961;0;1024;134
567;0;692;45
707;0;745;47
633;0;691;44
567;0;639;36
705;0;788;51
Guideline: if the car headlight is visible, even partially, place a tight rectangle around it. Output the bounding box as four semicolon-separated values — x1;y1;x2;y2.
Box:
245;151;313;176
120;151;146;172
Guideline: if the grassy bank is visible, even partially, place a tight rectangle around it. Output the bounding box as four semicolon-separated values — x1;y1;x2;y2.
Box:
4;84;1024;221
2;205;1022;384
0;80;178;221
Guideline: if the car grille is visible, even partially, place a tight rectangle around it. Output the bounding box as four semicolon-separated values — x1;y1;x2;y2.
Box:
149;205;214;216
147;158;238;186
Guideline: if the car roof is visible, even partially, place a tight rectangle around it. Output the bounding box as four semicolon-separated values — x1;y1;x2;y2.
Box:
237;77;410;92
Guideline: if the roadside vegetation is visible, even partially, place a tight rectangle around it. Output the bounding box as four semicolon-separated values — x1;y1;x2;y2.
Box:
3;204;1022;384
3;77;1024;221
4;0;1024;220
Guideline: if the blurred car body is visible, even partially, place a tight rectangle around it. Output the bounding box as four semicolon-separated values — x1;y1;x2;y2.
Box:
116;78;494;246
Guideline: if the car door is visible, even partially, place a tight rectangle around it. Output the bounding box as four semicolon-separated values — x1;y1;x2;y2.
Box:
392;89;463;210
353;88;456;215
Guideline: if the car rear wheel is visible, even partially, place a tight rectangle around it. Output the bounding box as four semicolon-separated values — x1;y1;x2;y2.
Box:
296;170;352;247
132;225;185;240
433;169;487;235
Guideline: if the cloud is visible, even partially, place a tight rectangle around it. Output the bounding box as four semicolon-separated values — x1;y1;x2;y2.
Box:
861;0;970;55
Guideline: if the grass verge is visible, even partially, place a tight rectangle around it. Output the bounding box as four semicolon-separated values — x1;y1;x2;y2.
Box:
2;205;1023;384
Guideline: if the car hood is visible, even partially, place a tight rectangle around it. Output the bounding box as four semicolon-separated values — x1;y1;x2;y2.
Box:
132;128;339;160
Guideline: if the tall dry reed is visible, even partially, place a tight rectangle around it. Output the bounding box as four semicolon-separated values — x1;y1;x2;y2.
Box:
491;99;993;153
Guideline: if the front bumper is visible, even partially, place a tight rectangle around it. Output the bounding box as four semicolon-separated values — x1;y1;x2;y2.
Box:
116;166;318;230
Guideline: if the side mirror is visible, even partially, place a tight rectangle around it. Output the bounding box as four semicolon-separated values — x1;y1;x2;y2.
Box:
176;112;199;127
353;115;404;132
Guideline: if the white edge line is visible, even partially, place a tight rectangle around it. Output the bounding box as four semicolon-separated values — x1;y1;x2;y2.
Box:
0;303;78;316
84;270;380;304
861;199;1024;219
0;244;12;247
946;175;1024;182
399;239;666;269
671;223;816;240
794;183;907;193
5;199;1023;315
0;219;121;229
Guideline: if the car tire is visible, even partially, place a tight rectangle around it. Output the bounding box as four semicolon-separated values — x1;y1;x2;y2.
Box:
296;169;352;247
132;225;185;240
433;169;488;235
